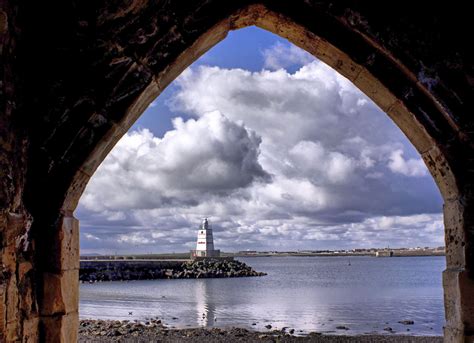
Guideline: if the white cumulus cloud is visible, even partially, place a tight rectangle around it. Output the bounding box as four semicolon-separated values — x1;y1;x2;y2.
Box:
262;41;314;70
78;42;442;254
81;111;269;213
388;149;427;177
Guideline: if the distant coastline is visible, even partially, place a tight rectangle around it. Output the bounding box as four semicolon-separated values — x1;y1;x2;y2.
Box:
80;246;445;261
233;247;445;258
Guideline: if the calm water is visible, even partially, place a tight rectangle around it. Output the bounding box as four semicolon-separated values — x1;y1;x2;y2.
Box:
80;256;445;336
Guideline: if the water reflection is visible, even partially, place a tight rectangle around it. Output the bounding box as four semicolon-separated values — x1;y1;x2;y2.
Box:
80;256;445;336
195;280;216;326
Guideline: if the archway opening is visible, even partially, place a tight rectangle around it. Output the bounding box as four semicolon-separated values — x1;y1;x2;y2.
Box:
77;24;446;338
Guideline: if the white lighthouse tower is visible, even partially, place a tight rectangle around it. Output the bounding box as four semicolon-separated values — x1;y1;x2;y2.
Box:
191;218;220;259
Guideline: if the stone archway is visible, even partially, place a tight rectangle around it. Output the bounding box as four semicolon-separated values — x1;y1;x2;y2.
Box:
1;1;472;342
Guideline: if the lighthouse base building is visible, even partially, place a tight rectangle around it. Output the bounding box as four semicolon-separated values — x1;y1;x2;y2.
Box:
190;218;221;259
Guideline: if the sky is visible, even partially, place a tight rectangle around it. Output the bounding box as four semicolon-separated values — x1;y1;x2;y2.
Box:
77;27;444;255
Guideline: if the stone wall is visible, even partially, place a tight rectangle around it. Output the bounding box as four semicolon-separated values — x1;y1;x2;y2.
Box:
79;258;261;282
80;260;185;282
1;1;473;341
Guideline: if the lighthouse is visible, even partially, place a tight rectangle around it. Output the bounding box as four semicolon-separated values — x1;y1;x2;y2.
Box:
191;218;220;259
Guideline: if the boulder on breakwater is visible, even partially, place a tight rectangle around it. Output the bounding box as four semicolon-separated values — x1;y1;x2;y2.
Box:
177;259;266;279
80;258;266;282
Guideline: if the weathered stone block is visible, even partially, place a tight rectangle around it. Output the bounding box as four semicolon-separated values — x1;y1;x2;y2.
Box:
18;261;32;280
231;4;268;29
22;316;39;343
387;101;434;154
19;272;36;318
422;145;459;201
443;268;474;341
62;170;92;213
1;243;17;274
5;319;20;342
0;282;5;338
44;216;80;272
6;275;19;328
444;199;466;268
4;212;28;247
312;40;363;83
40;312;78;343
459;271;474;333
443;325;464;343
40;270;79;316
443;268;463;326
354;68;398;112
58;217;80;271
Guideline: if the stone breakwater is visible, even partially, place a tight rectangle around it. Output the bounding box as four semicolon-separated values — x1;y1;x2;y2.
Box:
80;259;266;282
177;259;267;279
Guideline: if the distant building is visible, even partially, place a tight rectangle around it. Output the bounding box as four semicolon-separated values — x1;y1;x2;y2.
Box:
190;218;220;259
375;250;394;257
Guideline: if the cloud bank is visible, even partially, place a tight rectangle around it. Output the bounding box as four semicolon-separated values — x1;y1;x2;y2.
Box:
78;43;443;254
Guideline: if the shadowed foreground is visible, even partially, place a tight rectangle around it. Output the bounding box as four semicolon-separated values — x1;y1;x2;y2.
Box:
78;320;442;342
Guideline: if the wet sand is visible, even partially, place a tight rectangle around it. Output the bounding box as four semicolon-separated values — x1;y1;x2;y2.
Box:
78;320;442;342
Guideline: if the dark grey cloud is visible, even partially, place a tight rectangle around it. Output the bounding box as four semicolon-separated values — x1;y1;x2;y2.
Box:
80;111;269;213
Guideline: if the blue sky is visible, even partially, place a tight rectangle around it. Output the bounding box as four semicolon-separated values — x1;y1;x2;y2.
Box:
132;27;303;137
77;27;444;255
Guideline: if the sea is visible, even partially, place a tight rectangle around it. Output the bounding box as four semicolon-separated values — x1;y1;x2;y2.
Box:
79;255;445;336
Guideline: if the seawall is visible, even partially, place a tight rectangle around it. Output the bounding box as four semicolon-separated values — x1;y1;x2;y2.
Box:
80;258;264;282
80;260;187;282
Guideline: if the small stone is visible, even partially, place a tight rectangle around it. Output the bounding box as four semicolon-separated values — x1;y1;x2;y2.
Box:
398;320;414;325
265;324;272;329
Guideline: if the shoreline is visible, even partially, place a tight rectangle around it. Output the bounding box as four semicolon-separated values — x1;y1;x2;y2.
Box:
80;251;446;261
78;319;442;342
234;252;445;258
